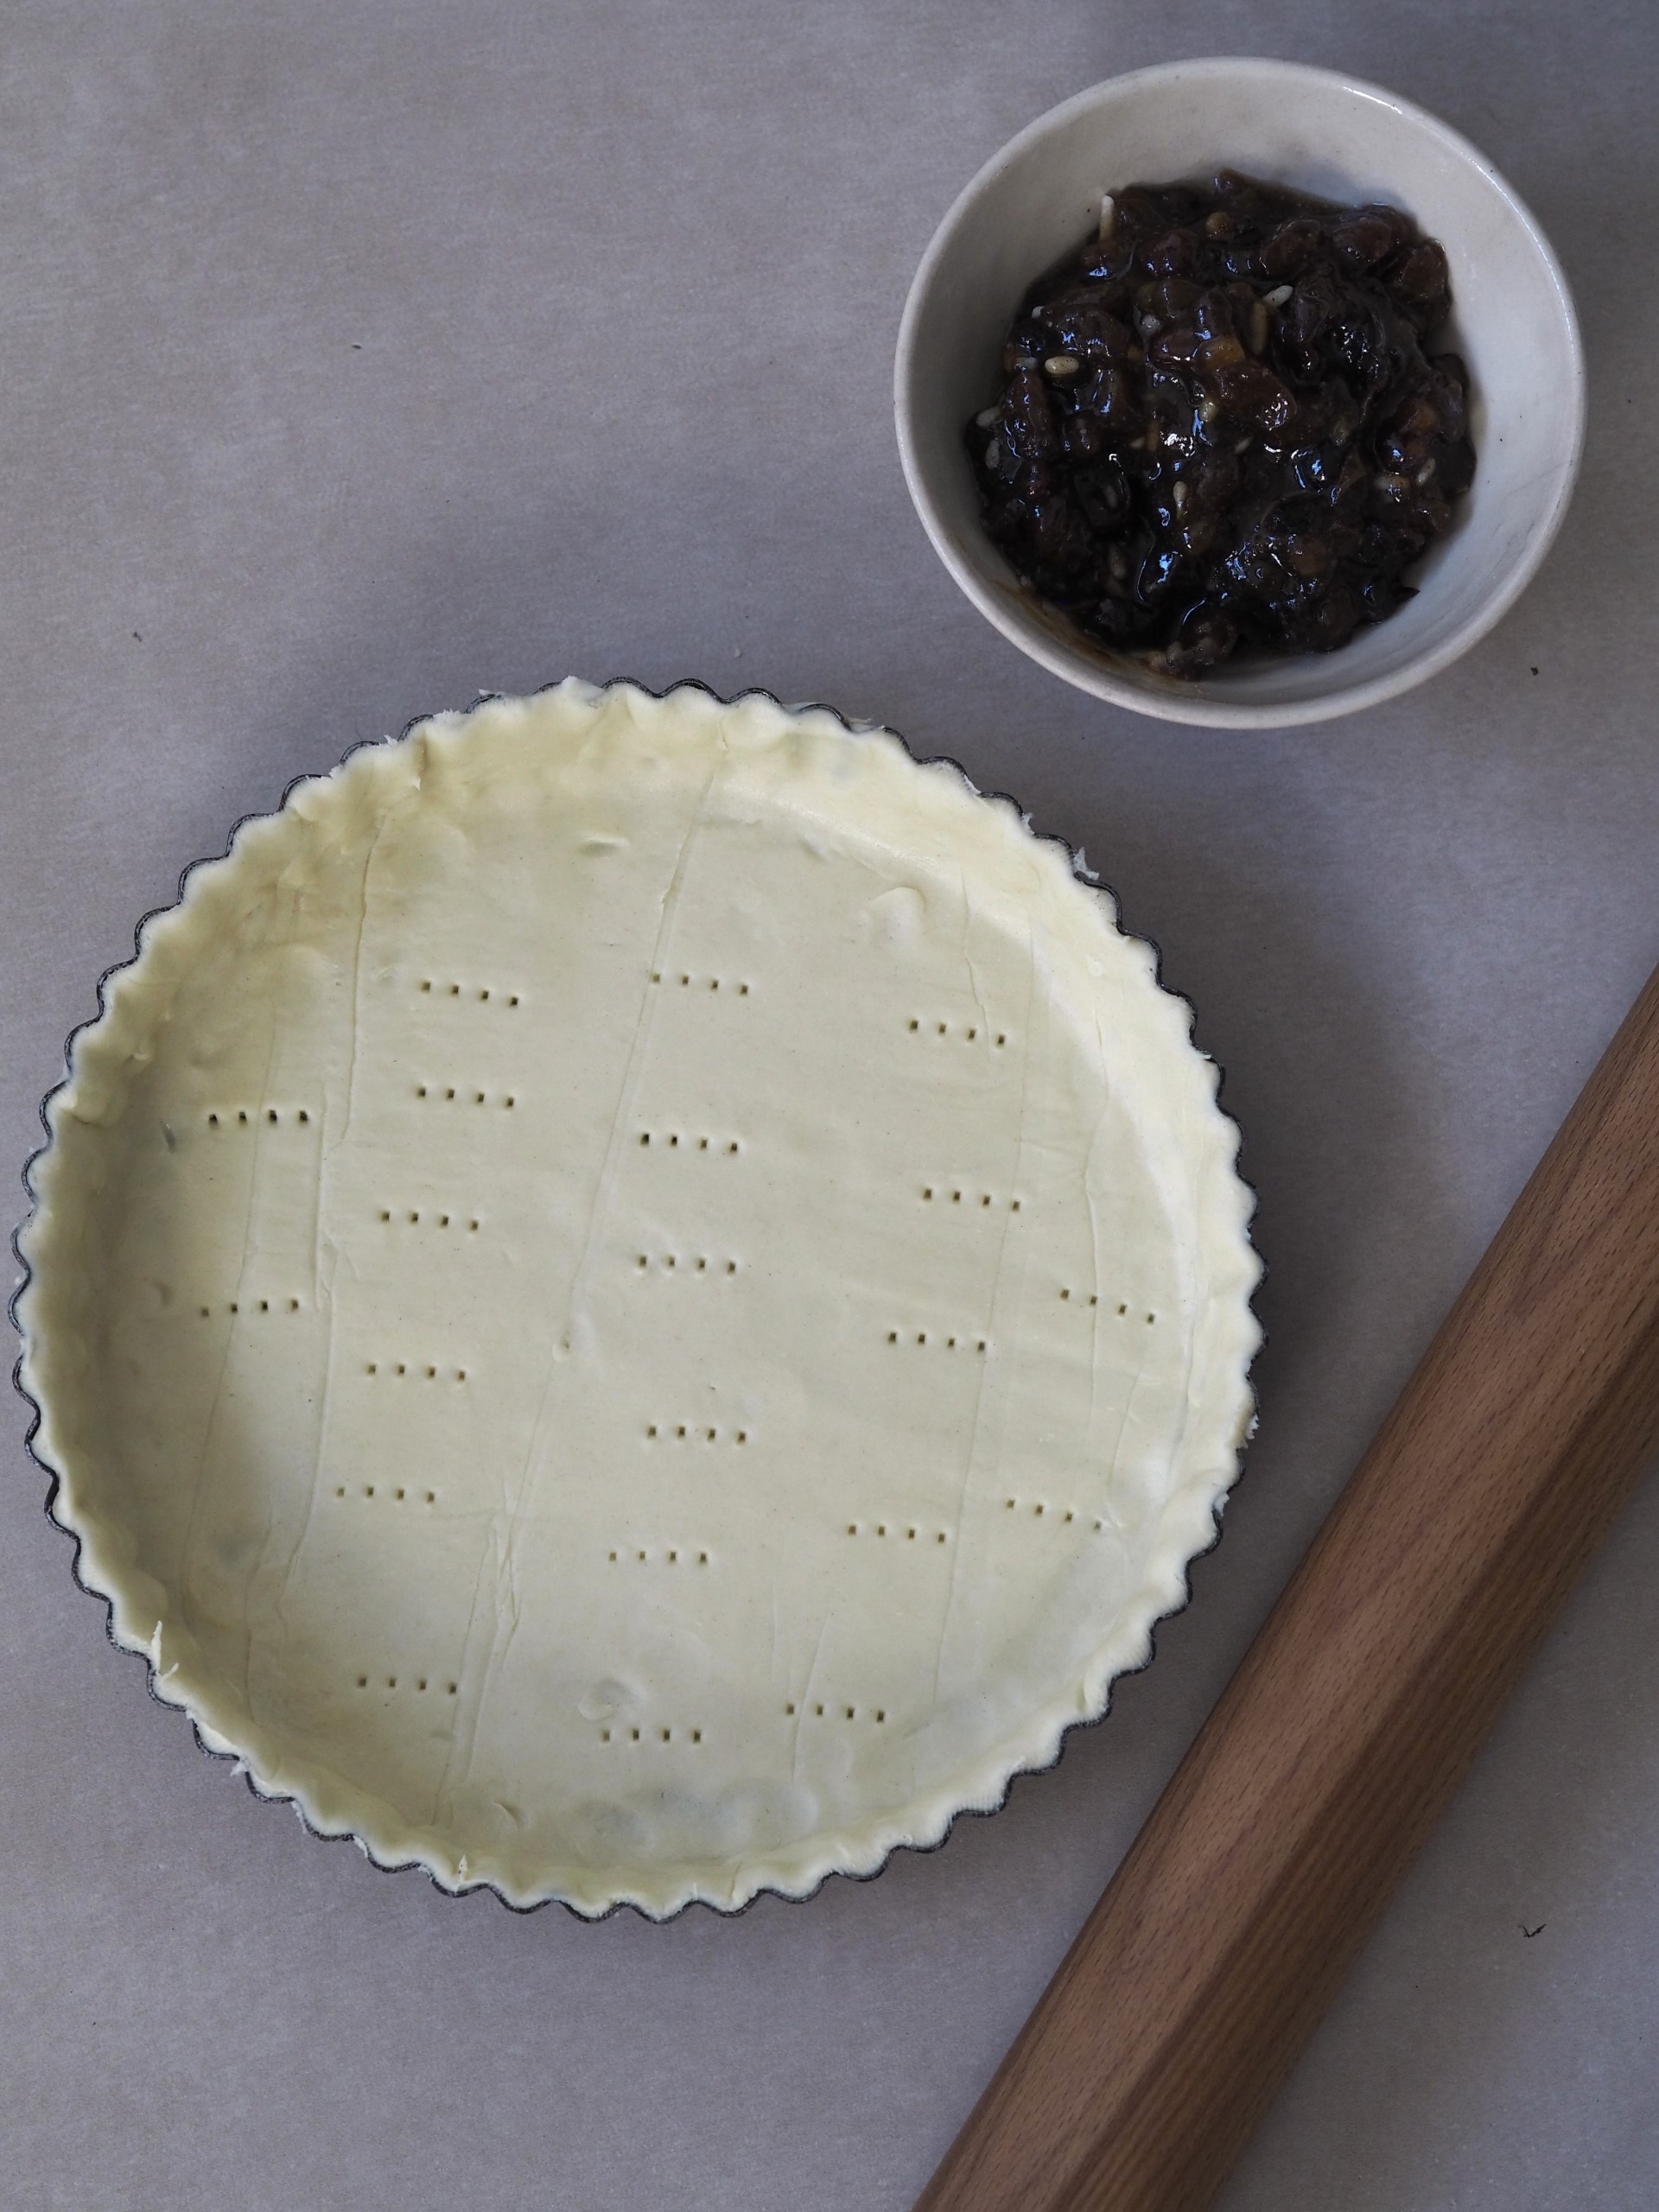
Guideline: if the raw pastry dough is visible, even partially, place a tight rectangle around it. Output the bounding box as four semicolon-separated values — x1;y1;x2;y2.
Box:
16;682;1259;1914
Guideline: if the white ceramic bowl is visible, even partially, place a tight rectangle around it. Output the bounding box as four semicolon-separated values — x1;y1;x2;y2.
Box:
894;59;1585;728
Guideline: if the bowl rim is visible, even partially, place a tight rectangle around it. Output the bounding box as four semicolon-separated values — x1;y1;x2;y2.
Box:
893;55;1586;731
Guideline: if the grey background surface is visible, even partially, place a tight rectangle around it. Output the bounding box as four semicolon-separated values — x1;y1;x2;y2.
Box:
3;3;1656;2207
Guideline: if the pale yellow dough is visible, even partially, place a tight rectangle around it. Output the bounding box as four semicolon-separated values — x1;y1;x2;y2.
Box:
17;682;1259;1914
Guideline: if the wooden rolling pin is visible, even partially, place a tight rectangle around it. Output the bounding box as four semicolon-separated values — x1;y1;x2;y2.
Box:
916;961;1659;2212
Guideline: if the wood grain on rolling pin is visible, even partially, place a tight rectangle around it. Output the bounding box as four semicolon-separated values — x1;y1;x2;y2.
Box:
917;963;1659;2212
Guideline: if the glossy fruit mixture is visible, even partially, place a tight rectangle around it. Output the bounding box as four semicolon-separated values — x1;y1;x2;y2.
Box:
968;170;1477;676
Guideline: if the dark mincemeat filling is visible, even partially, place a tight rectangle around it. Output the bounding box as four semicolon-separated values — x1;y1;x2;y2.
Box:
968;170;1477;676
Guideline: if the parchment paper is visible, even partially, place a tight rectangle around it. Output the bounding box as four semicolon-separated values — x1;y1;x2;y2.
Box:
3;4;1656;2205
